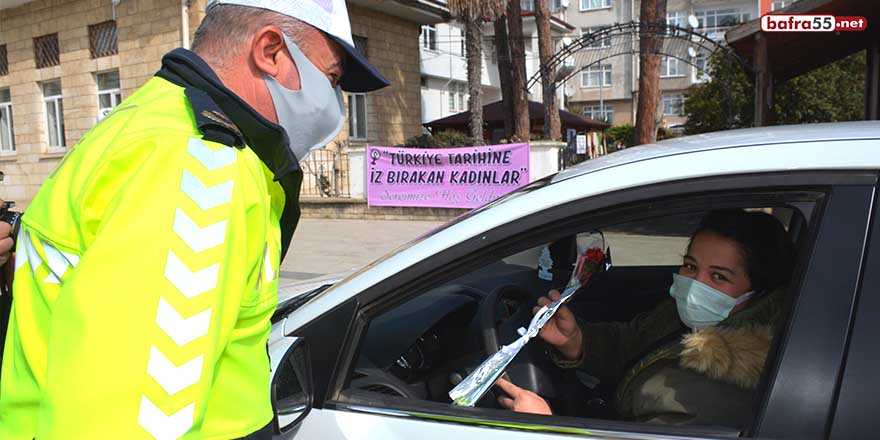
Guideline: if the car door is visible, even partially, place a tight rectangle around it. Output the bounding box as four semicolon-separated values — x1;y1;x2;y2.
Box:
825;178;880;440
275;170;877;440
748;183;876;439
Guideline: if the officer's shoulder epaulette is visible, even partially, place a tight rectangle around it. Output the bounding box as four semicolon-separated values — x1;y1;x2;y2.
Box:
184;87;245;148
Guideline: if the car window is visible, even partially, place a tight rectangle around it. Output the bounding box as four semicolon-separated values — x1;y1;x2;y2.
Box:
336;200;811;437
506;208;795;269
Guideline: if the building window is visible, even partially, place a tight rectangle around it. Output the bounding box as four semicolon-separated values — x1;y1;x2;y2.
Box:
448;87;455;112
348;93;367;140
582;104;613;123
522;0;563;12
42;80;65;150
0;89;14;154
89;21;118;58
96;70;121;120
692;52;709;82
421;25;437;51
666;11;685;30
353;35;368;58
580;0;611;11
581;64;612;88
447;83;468;112
0;45;7;76
662;93;685;116
34;33;60;69
661;57;684;77
771;0;793;11
695;9;751;39
581;27;611;49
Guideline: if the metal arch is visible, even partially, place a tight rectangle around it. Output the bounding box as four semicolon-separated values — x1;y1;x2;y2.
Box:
527;21;750;92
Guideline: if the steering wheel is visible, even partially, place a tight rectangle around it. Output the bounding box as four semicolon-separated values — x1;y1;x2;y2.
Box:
477;284;562;405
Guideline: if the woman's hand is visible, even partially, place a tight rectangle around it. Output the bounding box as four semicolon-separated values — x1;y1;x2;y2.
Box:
534;290;583;361
495;377;552;415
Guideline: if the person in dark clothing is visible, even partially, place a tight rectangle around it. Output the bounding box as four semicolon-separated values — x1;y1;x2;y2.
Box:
497;209;795;427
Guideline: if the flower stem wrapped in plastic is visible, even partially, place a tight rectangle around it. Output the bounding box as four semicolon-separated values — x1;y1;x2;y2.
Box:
449;235;607;406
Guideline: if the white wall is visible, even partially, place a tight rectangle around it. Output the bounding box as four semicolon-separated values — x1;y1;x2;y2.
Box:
421;16;576;124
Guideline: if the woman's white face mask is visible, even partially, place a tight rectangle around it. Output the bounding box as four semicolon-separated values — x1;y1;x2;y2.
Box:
669;273;754;329
264;33;345;163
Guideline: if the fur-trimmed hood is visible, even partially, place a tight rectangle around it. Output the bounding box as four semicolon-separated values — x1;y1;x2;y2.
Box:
679;324;774;389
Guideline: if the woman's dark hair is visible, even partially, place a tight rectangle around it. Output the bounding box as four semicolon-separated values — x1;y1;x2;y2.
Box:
689;209;795;293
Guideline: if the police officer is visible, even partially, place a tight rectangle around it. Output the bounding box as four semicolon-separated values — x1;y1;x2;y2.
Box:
0;1;388;438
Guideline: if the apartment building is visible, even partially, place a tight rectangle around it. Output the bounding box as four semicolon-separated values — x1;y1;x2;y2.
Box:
563;0;788;128
420;0;574;125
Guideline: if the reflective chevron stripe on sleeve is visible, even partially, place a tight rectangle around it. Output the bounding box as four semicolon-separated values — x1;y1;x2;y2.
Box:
138;137;236;440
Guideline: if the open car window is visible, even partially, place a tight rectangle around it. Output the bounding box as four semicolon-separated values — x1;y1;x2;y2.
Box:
334;193;816;438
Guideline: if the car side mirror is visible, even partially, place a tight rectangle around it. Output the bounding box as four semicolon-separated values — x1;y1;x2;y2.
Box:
271;337;313;437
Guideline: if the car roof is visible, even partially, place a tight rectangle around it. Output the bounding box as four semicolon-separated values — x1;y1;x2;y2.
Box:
553;121;880;184
284;122;880;331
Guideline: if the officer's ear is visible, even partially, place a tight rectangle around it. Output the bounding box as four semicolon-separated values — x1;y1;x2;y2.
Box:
251;25;301;91
251;25;286;78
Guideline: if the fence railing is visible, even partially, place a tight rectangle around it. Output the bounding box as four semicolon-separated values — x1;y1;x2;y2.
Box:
299;148;351;198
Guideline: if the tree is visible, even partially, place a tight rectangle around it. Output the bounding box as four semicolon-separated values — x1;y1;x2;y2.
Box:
634;0;667;145
682;52;752;134
449;0;508;143
535;0;561;140
506;0;530;142
683;50;866;134
494;16;515;138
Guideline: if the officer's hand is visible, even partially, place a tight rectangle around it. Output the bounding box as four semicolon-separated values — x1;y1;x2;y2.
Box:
495;377;552;415
534;290;583;361
0;221;13;267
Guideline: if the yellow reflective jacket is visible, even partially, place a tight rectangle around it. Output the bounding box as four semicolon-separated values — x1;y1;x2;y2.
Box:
0;52;302;439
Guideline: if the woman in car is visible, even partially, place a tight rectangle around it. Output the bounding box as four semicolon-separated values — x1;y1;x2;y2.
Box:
496;209;795;428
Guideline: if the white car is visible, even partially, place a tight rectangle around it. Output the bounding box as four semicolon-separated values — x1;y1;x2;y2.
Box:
269;122;880;439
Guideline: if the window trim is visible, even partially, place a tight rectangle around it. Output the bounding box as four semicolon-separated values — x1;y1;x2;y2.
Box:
42;80;65;152
0;44;8;77
771;1;789;12
308;172;871;438
582;104;613;123
96;70;121;120
662;93;686;116
0;89;14;155
579;0;612;12
88;20;118;59
421;25;438;52
580;64;612;88
694;8;751;40
660;57;685;78
581;27;612;50
665;10;685;28
33;33;60;69
349;93;368;141
692;53;709;83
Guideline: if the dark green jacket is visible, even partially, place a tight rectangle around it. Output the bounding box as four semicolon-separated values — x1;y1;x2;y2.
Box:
554;289;785;427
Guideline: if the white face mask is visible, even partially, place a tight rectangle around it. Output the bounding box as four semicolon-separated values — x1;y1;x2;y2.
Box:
265;33;346;163
669;273;754;329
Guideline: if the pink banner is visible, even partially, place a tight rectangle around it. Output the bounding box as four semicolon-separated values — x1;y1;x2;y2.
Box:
367;143;530;209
